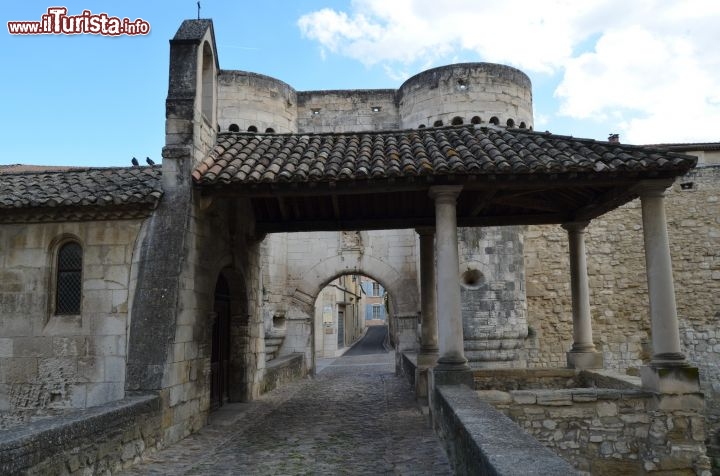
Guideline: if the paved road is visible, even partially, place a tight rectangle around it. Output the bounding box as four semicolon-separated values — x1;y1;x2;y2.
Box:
344;325;388;356
121;351;452;475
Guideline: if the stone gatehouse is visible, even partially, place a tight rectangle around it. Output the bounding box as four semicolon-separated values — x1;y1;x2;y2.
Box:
1;18;718;475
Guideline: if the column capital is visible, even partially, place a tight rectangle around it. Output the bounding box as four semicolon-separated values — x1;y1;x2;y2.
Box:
415;227;436;236
634;179;674;198
428;185;463;202
561;221;590;233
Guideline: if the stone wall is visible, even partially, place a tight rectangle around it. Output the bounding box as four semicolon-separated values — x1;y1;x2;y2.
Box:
0;219;147;410
298;89;399;133
477;386;711;475
0;394;161;475
433;384;577;475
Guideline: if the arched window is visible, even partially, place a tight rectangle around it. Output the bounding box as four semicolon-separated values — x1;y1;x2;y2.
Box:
56;242;82;314
228;124;240;132
451;116;464;125
247;125;258;132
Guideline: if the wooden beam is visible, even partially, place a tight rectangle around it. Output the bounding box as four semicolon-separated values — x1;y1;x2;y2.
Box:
277;197;288;220
492;195;565;213
469;189;497;216
331;195;340;220
255;212;568;234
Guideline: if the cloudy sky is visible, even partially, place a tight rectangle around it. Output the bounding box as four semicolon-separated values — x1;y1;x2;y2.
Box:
2;1;718;167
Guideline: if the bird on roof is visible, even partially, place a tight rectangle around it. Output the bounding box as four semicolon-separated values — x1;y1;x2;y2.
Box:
146;157;155;165
131;157;139;166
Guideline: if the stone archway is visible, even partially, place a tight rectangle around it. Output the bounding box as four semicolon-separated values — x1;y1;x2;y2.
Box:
282;249;420;373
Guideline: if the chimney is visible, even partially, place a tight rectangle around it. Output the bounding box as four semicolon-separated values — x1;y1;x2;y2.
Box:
608;133;620;143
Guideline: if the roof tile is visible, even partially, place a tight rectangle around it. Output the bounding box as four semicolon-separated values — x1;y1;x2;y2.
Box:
193;125;697;186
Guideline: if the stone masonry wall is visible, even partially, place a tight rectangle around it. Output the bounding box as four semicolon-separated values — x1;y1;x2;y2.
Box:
0;219;147;410
297;90;399;133
459;226;527;368
477;387;711;475
0;394;162;475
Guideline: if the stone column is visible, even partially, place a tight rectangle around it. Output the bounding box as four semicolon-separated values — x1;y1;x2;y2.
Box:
562;222;603;369
638;182;698;393
417;228;439;366
415;228;438;402
428;186;470;374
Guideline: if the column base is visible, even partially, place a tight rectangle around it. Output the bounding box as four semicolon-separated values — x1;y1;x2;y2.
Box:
566;351;603;369
431;367;474;388
640;365;700;394
417;350;439;368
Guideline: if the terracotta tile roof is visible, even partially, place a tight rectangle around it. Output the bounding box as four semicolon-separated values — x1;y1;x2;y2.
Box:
0;166;163;210
193;125;697;185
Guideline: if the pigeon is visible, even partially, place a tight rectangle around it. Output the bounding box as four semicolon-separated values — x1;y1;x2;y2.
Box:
146;157;155;165
131;157;139;166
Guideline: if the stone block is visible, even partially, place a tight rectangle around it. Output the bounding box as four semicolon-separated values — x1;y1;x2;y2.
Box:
0;338;13;357
535;390;573;406
567;351;603;370
14;337;53;358
512;390;537;404
105;356;126;382
86;382;124;407
1;357;38;382
640;365;700;394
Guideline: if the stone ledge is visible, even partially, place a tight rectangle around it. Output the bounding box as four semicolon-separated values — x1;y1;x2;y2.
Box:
0;393;161;475
434;384;578;475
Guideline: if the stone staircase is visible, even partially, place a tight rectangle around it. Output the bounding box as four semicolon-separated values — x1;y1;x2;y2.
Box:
264;332;285;362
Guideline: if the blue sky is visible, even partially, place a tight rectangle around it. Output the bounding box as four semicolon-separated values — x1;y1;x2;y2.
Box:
2;1;719;167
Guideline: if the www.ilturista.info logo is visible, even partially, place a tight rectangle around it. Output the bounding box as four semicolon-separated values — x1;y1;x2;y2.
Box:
7;7;150;36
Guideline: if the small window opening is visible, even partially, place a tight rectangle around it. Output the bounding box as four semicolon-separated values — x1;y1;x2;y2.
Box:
433;120;444;127
680;182;694;190
247;125;258;132
460;269;484;290
506;118;515;128
519;122;527;129
311;108;321;115
418;124;426;129
451;116;464;126
471;116;482;125
457;79;468;90
371;106;382;113
489;116;500;125
273;314;286;330
265;127;275;133
229;124;240;132
56;242;82;314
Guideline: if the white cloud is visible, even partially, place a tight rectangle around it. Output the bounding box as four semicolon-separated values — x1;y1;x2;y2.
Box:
298;0;720;142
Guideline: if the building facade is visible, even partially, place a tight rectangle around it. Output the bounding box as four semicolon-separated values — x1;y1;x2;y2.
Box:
1;18;718;474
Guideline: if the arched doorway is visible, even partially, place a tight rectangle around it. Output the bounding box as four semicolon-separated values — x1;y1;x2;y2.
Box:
211;274;231;410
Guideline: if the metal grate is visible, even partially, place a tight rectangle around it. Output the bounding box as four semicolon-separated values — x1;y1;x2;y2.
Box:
56;242;82;314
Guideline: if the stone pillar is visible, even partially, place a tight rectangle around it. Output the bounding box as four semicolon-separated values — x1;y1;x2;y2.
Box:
428;186;471;384
417;228;439;365
638;182;699;393
562;222;603;369
415;228;438;402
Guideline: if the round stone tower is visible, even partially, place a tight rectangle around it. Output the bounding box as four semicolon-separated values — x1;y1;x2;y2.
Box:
217;70;298;134
397;63;533;130
399;63;533;368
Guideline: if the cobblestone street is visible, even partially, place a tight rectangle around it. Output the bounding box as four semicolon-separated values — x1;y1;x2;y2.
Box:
121;350;452;475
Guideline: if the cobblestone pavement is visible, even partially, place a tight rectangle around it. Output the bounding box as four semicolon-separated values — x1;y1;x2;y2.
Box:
121;351;453;475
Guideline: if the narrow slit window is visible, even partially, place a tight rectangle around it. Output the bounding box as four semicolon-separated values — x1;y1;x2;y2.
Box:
56;242;82;314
